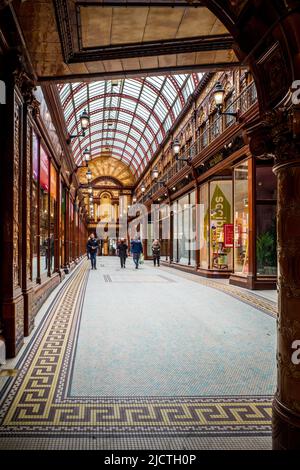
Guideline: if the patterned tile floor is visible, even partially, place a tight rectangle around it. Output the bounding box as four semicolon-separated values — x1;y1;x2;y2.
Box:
0;257;277;449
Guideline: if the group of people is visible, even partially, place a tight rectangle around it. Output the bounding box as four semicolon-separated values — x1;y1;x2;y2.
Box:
86;235;161;270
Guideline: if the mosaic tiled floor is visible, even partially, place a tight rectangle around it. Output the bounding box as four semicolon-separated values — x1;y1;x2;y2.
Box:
0;258;276;449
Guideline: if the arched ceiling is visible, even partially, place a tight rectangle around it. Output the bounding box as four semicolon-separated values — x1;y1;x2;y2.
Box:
59;74;203;179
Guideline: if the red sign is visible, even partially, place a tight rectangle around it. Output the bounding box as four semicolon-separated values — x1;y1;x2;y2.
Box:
224;224;234;248
32;132;39;182
40;146;49;191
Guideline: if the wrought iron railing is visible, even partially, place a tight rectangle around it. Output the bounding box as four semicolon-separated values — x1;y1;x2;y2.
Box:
139;80;257;204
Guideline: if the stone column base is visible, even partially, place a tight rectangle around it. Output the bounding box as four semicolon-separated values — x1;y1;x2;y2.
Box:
23;287;34;337
273;397;300;449
2;292;24;358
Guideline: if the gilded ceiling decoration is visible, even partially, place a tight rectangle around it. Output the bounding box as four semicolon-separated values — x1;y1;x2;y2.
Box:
77;156;135;186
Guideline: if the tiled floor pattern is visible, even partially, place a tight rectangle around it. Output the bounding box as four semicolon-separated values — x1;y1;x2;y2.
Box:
160;265;277;319
0;258;275;449
72;259;276;397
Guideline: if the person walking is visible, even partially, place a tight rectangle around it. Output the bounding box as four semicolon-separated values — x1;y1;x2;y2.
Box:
117;238;128;268
130;236;143;269
152;239;161;267
87;233;99;270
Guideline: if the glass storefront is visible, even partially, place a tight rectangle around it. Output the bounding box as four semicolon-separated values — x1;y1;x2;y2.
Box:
172;191;196;266
60;184;66;268
50;163;57;273
32;131;39;282
209;179;233;271
199;183;209;269
234;160;249;276
256;164;277;276
40;146;49;277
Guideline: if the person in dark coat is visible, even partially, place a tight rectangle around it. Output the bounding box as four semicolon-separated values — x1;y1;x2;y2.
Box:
130;236;143;269
87;233;99;270
117;238;128;268
152;239;161;267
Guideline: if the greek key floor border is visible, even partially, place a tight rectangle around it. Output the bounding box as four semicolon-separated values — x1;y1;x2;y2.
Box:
0;260;272;438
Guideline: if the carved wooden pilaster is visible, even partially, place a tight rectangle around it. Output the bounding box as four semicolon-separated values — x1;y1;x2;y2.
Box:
249;102;300;449
22;82;37;337
0;64;25;357
272;120;300;450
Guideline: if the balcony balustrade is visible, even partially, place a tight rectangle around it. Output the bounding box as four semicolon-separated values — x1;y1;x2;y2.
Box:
139;80;257;204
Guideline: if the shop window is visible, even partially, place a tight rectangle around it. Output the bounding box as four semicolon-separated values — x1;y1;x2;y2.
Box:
199;183;209;269
189;191;196;266
60;184;66;268
210;180;233;271
69;198;74;260
159;205;170;260
172;202;178;262
256;164;277;276
50;163;57;273
173;192;196;266
234;160;249;276
32;131;39;282
40;146;49;277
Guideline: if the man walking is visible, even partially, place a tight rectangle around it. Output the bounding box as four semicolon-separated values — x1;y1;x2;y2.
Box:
130;236;143;269
152;239;161;267
87;233;98;270
117;238;128;268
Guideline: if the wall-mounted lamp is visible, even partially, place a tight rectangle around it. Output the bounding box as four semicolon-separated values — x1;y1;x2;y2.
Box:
86;169;92;181
83;147;91;162
172;138;180;156
213;82;240;121
152;167;166;186
141;184;146;193
67;109;90;144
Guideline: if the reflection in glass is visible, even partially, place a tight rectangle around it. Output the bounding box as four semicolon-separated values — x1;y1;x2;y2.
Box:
256;205;277;276
209;180;233;270
50;163;57;273
199;183;209;269
40;146;49;276
32;131;39;281
256;164;277;277
173;192;195;266
234;161;249;275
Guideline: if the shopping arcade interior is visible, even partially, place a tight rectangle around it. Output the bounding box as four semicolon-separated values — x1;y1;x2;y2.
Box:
0;0;300;450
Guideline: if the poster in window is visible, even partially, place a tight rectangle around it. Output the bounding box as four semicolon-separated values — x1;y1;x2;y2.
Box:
32;131;39;182
224;224;234;248
50;163;57;200
40;146;49;191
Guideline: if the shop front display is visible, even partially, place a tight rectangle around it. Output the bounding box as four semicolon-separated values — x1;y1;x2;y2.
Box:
209;179;233;271
172;191;196;266
256;164;277;277
233;160;250;276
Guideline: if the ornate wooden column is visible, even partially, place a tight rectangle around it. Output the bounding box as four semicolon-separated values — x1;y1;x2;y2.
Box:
21;82;38;336
249;102;300;449
0;58;26;356
272;109;300;450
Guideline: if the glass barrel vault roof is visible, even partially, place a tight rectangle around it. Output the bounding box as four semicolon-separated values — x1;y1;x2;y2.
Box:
58;73;203;179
